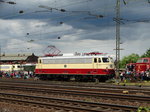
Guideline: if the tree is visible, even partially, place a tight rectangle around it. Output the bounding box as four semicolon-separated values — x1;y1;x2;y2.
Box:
119;53;140;68
141;48;150;58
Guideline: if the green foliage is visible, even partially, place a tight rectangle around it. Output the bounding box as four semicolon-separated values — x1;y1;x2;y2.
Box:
141;48;150;58
137;107;150;112
119;53;140;68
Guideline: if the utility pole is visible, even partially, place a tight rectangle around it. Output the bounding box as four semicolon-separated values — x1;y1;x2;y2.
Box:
115;0;121;77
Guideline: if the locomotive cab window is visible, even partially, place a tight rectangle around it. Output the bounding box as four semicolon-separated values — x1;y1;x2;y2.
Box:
17;66;21;68
98;58;101;63
143;59;148;63
102;58;109;63
94;58;97;63
39;59;42;63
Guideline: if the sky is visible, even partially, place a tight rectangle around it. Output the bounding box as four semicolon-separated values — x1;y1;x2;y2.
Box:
0;0;150;58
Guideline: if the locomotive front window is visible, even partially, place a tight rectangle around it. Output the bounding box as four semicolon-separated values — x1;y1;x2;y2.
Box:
39;59;42;63
143;59;148;63
102;58;109;63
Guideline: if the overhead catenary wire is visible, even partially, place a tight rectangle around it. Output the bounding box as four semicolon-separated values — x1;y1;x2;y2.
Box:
0;0;95;19
53;0;93;9
21;8;109;37
0;0;148;41
0;0;112;38
0;0;113;27
0;0;16;4
0;0;148;20
0;0;148;34
15;1;148;38
122;18;150;23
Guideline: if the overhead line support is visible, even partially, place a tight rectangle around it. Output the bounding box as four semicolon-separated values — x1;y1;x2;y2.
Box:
115;0;121;78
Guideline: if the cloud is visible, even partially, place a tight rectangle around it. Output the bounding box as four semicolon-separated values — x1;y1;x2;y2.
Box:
121;38;150;57
0;0;150;58
121;22;150;41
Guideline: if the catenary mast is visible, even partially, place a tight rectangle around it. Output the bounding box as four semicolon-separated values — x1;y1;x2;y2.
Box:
115;0;121;77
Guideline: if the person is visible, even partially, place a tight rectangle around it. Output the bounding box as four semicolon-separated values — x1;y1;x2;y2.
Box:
145;70;150;80
10;72;14;78
0;71;2;78
120;71;124;81
140;71;145;81
126;70;131;79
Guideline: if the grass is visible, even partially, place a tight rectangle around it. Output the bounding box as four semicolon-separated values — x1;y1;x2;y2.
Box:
115;81;150;86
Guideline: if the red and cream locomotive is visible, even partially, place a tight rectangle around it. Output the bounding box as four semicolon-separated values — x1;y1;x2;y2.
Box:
35;52;115;81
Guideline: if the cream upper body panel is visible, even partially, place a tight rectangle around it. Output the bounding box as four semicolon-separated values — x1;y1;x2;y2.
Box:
36;56;114;69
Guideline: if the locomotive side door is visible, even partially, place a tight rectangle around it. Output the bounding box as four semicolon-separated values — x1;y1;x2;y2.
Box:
37;59;43;74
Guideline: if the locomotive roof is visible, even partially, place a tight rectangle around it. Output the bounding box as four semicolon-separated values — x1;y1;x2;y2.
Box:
39;55;111;59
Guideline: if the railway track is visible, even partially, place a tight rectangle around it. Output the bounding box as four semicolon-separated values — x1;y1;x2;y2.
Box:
0;92;139;112
0;79;149;111
0;84;150;103
0;80;149;107
0;80;150;95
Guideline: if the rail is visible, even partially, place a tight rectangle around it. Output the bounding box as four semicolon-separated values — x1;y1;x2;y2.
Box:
0;92;139;112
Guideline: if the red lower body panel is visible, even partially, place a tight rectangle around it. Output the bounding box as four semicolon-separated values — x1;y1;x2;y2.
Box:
35;69;115;75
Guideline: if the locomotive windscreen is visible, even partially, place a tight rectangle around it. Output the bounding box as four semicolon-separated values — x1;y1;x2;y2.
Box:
102;58;109;63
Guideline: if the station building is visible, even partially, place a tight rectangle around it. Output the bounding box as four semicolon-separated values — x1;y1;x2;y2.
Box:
0;53;38;64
